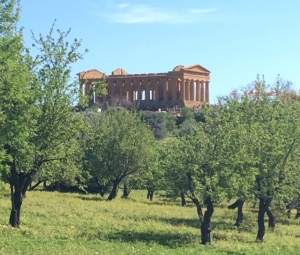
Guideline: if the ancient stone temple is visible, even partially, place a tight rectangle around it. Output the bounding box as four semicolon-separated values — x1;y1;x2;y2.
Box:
77;64;210;110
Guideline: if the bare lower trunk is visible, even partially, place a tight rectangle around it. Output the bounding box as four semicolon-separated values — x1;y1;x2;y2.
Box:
228;199;244;227
9;172;34;228
192;197;204;235
266;209;275;228
256;198;271;241
6;145;36;228
107;181;119;201
180;191;187;207
201;197;214;245
295;204;300;219
10;188;22;228
147;188;154;201
122;184;131;198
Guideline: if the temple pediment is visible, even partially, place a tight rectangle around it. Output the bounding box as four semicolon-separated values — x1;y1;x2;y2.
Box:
173;64;210;74
182;64;210;74
77;69;104;80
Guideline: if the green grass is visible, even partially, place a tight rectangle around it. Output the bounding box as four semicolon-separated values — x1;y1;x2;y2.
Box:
0;189;300;255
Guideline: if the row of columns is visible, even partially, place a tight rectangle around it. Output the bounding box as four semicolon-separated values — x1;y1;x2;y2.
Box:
81;78;210;104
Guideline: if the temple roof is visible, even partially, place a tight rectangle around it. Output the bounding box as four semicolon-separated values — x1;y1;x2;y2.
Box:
78;64;210;81
173;64;210;73
111;68;129;76
77;69;105;80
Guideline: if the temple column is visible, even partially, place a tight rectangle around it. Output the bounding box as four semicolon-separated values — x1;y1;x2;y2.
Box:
115;80;123;99
149;79;154;100
205;81;210;102
112;81;115;98
200;81;205;102
119;80;124;100
129;81;133;101
162;79;169;101
176;79;180;101
155;80;159;101
85;82;90;96
172;79;177;101
181;79;185;101
146;80;150;101
196;81;200;102
132;80;139;101
138;80;142;101
185;79;190;101
190;80;195;101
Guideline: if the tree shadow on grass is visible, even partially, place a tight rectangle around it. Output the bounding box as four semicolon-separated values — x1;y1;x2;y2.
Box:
106;230;198;248
155;217;255;234
156;217;201;229
76;195;104;202
128;198;194;208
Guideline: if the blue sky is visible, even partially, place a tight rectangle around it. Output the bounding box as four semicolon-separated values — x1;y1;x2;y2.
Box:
19;0;300;103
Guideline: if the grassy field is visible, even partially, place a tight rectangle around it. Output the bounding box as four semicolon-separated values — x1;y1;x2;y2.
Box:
0;189;300;255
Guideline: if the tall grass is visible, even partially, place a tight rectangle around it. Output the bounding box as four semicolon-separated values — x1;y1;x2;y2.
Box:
0;189;300;254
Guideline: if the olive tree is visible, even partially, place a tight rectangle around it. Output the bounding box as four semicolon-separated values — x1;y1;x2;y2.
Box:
84;108;158;201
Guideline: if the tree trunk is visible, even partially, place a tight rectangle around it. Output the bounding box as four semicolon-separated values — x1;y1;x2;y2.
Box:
21;175;32;198
147;188;154;201
107;180;120;201
180;191;187;207
9;186;22;228
9;172;34;228
192;198;203;220
256;197;271;241
201;197;214;245
122;184;131;198
99;185;106;197
228;199;244;227
228;199;240;209
266;209;275;228
286;202;292;218
295;203;300;219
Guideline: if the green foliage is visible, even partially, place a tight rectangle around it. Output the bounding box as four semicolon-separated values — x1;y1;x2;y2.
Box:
178;119;197;137
139;110;178;139
140;111;168;139
158;137;187;196
84;108;158;188
0;0;36;173
223;77;300;202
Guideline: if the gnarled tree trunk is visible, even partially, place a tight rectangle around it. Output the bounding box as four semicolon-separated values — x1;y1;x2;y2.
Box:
147;187;154;201
201;197;214;245
256;197;271;241
266;208;275;228
9;171;36;228
107;180;120;201
121;184;131;198
228;199;244;227
180;190;187;207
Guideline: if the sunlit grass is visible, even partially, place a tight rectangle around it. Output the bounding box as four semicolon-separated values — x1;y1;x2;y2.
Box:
0;189;300;254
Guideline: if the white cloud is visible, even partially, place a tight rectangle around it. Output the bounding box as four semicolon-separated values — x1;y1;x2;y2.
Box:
118;3;130;9
103;4;217;24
